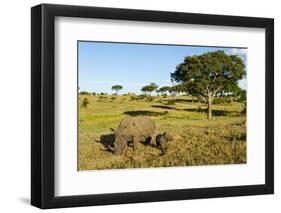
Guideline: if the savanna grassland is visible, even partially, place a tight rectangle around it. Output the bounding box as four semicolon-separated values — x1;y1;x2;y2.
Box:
78;94;246;170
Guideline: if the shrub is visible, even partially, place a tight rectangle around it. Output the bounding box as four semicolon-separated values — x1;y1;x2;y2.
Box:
81;98;89;109
80;91;90;95
111;96;117;101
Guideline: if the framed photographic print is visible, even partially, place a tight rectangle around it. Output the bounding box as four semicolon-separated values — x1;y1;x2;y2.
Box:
31;3;274;209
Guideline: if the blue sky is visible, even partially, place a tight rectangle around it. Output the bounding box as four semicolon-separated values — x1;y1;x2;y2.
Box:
78;41;247;94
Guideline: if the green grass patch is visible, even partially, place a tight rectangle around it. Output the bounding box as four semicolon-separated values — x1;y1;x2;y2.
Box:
78;95;246;170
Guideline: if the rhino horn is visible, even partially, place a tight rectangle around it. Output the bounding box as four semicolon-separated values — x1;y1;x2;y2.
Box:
108;144;115;152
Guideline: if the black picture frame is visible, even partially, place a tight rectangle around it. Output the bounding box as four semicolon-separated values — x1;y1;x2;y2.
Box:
31;3;274;209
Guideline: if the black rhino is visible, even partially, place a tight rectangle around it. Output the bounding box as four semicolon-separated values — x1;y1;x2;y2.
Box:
108;116;156;154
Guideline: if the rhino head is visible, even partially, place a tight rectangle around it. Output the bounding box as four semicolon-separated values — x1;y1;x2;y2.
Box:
107;128;127;154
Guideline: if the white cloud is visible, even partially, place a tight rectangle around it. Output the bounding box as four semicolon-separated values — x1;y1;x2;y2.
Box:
229;48;247;55
227;48;247;63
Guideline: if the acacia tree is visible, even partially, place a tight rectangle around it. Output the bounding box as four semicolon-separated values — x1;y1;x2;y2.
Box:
172;83;187;96
184;82;198;102
171;50;245;119
141;83;158;95
111;85;123;95
157;86;170;96
168;85;177;103
155;89;161;96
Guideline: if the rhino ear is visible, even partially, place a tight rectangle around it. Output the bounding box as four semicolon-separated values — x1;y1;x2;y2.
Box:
110;128;115;132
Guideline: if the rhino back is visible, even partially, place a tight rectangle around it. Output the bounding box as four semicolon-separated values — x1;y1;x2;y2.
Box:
117;116;155;137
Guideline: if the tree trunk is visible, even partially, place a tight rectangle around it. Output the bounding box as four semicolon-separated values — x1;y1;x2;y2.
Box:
207;95;213;119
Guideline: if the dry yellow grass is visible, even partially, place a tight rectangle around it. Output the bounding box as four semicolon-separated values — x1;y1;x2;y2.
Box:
78;95;246;170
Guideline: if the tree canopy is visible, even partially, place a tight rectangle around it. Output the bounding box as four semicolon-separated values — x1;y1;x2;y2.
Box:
157;86;171;95
171;50;246;119
141;83;158;95
111;85;123;94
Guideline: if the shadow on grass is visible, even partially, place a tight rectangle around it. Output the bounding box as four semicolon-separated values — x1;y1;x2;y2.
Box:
151;104;177;110
174;98;199;103
224;132;247;141
239;133;247;140
182;108;226;116
151;104;239;117
181;108;239;116
95;132;156;153
124;110;168;117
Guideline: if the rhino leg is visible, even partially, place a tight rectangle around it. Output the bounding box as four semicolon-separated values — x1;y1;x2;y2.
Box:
143;136;152;145
133;136;140;150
